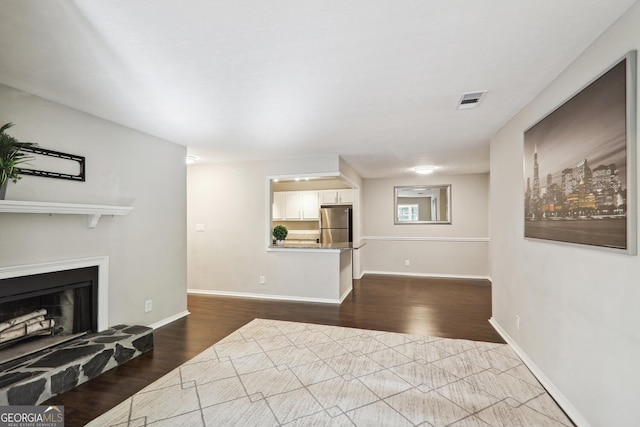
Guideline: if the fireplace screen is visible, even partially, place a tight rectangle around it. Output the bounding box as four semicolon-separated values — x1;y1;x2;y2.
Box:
0;267;98;349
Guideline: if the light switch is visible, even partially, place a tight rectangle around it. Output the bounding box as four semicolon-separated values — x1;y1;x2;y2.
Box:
195;224;205;232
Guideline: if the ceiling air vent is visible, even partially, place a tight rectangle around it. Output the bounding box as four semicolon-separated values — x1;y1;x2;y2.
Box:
457;90;487;110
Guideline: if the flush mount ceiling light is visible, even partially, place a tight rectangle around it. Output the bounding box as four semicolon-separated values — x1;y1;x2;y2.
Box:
415;166;436;174
457;90;488;109
185;155;197;165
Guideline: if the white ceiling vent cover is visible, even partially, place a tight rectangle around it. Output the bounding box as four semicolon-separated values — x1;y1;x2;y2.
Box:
457;90;487;109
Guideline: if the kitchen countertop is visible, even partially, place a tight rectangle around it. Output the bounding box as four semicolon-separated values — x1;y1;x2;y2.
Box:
269;241;365;251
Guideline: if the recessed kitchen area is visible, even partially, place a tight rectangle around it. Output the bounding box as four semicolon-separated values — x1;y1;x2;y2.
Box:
265;173;362;303
270;176;356;248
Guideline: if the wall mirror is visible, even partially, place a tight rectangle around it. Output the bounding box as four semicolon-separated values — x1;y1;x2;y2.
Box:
394;185;451;224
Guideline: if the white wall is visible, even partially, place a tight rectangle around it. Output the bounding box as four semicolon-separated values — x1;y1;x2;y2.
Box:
361;173;490;279
187;156;355;299
0;84;187;328
490;4;640;426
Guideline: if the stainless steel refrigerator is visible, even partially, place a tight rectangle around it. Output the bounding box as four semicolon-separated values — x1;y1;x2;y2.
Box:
320;206;352;243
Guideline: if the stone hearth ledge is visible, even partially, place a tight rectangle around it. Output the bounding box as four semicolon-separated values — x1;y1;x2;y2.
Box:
0;325;153;405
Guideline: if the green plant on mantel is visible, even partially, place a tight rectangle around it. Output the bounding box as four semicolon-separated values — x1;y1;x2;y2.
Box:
273;225;288;241
0;123;37;197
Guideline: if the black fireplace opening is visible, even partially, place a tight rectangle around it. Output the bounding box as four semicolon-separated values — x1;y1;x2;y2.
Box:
0;267;98;350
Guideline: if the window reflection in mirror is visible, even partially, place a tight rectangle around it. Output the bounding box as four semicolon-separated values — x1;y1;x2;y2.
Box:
394;185;451;224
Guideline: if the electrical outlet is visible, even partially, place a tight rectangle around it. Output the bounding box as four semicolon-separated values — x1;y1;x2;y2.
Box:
260;275;266;285
515;315;520;330
404;260;410;266
145;300;153;313
195;224;205;232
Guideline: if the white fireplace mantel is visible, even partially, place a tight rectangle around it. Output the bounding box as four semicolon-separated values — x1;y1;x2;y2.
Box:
0;200;133;228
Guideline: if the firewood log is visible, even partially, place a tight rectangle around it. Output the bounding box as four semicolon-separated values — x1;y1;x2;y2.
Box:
0;318;56;343
2;316;46;333
0;309;48;332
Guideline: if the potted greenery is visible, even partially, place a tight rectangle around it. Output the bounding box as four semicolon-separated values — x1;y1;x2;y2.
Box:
1;123;36;200
272;225;288;245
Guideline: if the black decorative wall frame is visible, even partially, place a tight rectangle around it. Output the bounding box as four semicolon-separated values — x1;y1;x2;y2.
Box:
18;146;85;182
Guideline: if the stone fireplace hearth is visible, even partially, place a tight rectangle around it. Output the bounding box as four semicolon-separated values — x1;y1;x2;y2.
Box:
0;258;153;404
0;324;153;405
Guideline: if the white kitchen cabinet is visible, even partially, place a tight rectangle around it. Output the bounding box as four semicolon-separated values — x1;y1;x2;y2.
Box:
320;189;353;205
301;191;320;219
272;192;286;220
337;189;353;204
320;191;337;205
284;192;302;219
275;191;319;220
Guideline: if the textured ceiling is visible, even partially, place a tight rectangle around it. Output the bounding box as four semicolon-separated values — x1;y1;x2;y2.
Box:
0;0;636;178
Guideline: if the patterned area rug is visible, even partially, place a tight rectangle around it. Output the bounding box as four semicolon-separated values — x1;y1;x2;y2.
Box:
87;319;572;426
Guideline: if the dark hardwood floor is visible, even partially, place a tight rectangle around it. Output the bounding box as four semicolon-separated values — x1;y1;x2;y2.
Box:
44;274;503;426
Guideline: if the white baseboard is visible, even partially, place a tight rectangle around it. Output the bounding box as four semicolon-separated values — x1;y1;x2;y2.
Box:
339;286;353;303
489;318;588;427
187;289;342;304
148;310;190;330
361;270;492;281
362;236;490;242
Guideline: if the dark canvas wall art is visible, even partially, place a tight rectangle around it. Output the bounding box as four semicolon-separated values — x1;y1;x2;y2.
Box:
523;52;636;253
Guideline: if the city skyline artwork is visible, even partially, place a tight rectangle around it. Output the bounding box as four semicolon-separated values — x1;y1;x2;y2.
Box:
523;52;636;252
